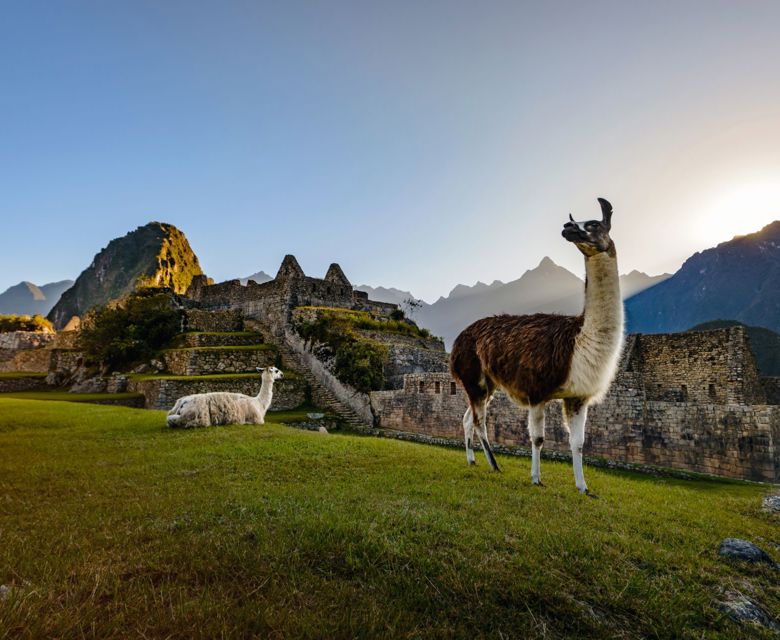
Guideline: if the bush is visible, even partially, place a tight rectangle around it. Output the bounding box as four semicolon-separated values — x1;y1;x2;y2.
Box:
78;291;181;371
0;314;54;333
293;311;389;393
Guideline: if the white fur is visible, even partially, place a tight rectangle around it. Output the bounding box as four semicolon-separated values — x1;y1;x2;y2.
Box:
563;251;624;403
166;367;283;429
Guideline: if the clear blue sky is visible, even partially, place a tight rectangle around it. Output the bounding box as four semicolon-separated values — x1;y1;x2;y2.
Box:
2;0;780;301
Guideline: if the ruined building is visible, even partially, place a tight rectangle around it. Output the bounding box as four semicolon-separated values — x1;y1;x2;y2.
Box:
2;254;778;482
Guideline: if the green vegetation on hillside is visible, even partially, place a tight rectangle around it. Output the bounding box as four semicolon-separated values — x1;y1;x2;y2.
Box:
688;320;780;376
78;291;181;371
296;306;431;338
293;308;390;392
0;314;53;333
0;398;777;639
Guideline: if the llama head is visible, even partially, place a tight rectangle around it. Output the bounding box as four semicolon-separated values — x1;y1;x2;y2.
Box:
257;366;284;381
561;197;615;257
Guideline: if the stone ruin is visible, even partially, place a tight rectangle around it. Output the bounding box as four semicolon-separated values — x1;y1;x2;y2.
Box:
2;254;779;482
370;327;780;482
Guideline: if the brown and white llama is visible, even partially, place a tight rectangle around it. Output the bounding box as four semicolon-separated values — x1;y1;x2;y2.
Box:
449;198;623;495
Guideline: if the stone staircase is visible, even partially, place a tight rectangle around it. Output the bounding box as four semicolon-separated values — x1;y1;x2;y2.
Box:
246;319;372;429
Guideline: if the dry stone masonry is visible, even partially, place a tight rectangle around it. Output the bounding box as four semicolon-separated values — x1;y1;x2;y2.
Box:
3;253;779;482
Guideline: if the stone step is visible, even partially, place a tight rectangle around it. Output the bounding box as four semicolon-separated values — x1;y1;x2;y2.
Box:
245;319;372;428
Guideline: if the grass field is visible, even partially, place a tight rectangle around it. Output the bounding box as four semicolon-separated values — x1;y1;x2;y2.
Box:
0;398;778;639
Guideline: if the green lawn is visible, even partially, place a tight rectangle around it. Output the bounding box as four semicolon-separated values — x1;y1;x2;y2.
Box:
0;398;777;639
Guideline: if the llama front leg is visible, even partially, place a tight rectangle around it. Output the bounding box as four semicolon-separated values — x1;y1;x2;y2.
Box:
527;404;546;485
474;401;500;472
564;399;590;494
462;407;476;465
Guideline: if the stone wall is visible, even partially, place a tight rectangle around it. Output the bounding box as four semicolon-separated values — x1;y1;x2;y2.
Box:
0;331;56;350
184;309;244;333
162;346;278;376
0;374;51;393
762;377;780;405
356;330;449;389
629;328;766;404
370;363;780;483
128;376;306;411
185;255;399;335
176;331;264;348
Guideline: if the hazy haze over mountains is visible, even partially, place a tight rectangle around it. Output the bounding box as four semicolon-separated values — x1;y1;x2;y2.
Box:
0;280;74;316
360;257;669;348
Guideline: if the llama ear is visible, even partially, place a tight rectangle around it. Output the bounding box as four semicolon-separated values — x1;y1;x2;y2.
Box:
569;213;575;222
597;198;612;229
256;367;265;372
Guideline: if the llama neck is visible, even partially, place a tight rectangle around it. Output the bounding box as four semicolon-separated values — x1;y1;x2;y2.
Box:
581;250;623;339
256;378;274;410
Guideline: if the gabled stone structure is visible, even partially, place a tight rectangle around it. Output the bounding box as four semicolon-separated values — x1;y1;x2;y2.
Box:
184;255;396;334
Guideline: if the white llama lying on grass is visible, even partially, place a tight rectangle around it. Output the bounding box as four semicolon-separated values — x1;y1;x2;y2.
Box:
166;366;284;429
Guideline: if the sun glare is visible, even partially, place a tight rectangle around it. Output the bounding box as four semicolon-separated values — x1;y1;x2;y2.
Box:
691;179;780;248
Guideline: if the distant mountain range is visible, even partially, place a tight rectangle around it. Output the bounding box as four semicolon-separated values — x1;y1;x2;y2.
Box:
48;222;207;329
0;280;74;316
361;257;670;348
625;221;780;334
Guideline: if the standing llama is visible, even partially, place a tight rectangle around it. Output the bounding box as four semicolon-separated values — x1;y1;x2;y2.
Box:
450;198;623;494
166;366;284;428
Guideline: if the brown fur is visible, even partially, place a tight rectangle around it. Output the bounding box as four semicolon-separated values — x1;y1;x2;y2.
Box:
450;313;584;407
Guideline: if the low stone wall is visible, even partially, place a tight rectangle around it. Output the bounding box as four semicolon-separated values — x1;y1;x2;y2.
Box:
370;372;780;483
0;348;52;373
162;346;277;376
0;331;56;350
184;309;244;333
128;376;306;411
0;375;51;393
176;332;264;348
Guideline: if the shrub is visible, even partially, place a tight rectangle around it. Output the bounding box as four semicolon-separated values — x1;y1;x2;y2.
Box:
293;310;389;393
0;314;54;333
78;291;181;371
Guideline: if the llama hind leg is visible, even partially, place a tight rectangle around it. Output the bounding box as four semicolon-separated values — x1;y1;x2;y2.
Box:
463;407;476;465
527;404;546;486
474;400;500;472
564;399;591;495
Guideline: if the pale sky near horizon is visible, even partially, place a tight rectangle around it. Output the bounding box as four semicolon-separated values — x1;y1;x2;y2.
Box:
2;1;780;302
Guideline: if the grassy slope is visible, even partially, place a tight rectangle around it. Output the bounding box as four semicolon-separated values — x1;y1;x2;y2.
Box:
0;399;778;639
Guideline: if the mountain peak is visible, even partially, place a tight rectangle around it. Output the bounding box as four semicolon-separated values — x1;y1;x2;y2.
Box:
626;220;780;334
47;223;206;329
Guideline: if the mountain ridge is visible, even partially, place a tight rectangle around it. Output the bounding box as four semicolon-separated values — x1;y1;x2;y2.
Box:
0;280;74;316
48;222;207;329
626;220;780;334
